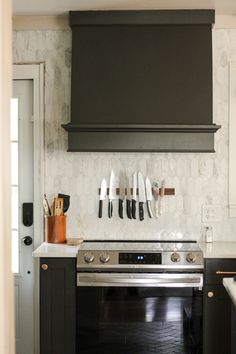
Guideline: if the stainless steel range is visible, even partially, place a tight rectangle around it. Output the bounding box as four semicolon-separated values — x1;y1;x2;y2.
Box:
76;241;203;354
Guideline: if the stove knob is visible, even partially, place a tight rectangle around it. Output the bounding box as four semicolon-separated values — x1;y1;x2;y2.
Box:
171;252;181;263
186;252;197;263
100;253;110;263
84;253;95;263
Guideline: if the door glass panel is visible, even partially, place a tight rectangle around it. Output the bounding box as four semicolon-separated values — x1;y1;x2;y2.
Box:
11;98;19;273
11;142;18;185
11;98;18;140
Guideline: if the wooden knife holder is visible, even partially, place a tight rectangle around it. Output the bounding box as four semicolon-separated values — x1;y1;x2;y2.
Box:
45;215;66;243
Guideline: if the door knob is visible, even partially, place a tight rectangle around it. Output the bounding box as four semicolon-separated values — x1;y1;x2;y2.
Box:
22;236;33;246
208;291;214;298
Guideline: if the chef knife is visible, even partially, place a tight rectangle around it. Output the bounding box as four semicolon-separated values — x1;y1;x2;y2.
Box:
118;172;125;219
98;178;107;218
145;177;154;218
126;175;132;219
138;172;146;221
153;182;159;218
108;170;116;218
132;172;137;219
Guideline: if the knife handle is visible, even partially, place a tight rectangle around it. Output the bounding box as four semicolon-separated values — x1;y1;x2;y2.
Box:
126;200;132;219
118;199;124;219
139;202;144;221
98;200;103;218
132;200;136;219
147;201;153;218
108;200;113;218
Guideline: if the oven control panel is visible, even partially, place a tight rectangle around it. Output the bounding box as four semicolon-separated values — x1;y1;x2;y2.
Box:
119;253;162;265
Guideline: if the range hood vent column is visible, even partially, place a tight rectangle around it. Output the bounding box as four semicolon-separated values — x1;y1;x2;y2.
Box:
62;10;220;152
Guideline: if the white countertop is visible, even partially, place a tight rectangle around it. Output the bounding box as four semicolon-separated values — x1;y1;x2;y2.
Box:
223;278;236;307
33;241;236;258
33;242;81;258
199;242;236;258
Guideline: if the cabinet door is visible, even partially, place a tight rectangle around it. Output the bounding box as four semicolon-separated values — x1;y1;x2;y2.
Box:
40;258;76;354
203;285;231;354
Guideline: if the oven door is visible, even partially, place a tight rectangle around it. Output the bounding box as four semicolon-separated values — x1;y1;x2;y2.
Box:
77;273;203;354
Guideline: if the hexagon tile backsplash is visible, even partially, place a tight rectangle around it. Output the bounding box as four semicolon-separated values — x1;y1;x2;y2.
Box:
13;29;236;241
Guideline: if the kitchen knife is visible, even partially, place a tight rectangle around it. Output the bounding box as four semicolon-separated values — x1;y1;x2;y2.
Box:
153;182;159;218
145;177;154;218
132;172;137;219
108;170;116;218
126;175;132;219
118;172;125;219
98;178;107;218
138;172;146;221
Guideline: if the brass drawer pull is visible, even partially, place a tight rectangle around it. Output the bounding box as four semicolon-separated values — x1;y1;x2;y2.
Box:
216;271;236;275
41;264;48;271
208;291;214;298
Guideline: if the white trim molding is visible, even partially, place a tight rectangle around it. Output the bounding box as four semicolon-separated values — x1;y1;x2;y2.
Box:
229;62;236;217
13;15;69;30
0;1;15;354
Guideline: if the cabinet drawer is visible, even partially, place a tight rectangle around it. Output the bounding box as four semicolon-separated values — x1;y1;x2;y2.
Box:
205;259;236;285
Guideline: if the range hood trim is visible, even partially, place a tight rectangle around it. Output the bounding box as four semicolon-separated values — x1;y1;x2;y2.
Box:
62;123;221;133
69;10;215;26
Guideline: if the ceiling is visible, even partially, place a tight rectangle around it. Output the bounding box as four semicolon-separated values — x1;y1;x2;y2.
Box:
12;0;236;16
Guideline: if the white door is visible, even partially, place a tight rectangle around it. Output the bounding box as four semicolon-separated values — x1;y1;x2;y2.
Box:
11;79;34;354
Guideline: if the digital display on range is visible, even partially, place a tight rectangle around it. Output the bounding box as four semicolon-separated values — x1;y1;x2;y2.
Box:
119;253;162;265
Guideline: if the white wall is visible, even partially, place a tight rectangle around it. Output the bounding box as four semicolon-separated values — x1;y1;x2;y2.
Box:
0;1;15;353
13;29;236;242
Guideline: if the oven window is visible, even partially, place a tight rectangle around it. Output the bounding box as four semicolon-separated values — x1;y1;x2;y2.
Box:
77;287;202;354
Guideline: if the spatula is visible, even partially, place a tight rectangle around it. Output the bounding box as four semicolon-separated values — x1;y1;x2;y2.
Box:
58;193;70;213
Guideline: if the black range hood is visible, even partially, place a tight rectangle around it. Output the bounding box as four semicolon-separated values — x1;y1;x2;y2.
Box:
62;10;221;152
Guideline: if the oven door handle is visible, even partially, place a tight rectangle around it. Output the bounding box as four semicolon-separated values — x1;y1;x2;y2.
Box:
77;273;203;288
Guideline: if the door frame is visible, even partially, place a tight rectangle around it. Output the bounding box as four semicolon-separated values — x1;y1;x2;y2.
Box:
13;63;44;354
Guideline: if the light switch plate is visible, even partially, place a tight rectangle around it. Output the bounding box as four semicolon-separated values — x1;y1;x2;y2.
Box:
202;205;220;222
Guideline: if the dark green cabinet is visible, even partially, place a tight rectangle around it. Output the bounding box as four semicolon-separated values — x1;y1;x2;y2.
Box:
203;259;236;354
40;258;76;354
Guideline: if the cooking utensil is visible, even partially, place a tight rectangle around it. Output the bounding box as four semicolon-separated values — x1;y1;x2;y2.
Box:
98;179;107;218
43;194;51;216
138;172;146;221
58;193;70;213
126;175;132;219
108;170;116;218
132;172;137;219
153;182;159;218
145;177;154;218
118;172;125;219
53;197;64;216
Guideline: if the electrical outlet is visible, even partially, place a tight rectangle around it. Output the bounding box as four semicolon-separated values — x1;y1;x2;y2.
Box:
202;205;220;222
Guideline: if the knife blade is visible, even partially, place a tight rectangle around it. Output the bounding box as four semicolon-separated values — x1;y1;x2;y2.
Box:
145;177;154;218
108;170;116;218
118;172;125;219
153;182;159;218
138;172;146;221
98;178;107;218
132;172;137;219
126;175;132;219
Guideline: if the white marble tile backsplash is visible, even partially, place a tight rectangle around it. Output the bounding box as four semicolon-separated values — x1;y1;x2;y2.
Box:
13;29;236;241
